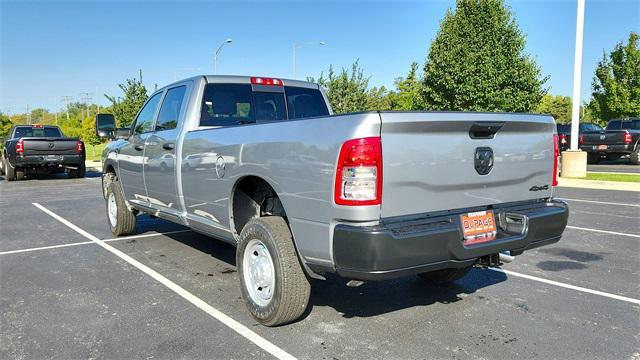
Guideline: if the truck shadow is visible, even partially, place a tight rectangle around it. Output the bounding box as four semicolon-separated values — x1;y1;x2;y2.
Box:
0;170;102;181
162;229;507;319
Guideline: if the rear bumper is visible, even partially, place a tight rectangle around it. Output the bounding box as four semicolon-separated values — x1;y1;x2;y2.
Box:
333;199;568;280
580;144;633;154
12;154;84;168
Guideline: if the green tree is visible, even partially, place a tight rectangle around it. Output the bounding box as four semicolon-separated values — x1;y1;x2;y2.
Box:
389;62;425;110
105;77;148;127
590;32;640;121
366;86;393;111
421;0;547;112
0;112;14;138
314;61;370;114
536;95;572;123
81;116;102;156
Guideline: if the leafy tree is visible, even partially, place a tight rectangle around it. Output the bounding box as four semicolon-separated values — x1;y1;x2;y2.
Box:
389;62;425;110
421;0;548;112
81;116;102;156
0;112;13;138
536;94;572;123
105;78;148;127
366;86;393;111
313;61;371;114
590;32;640;120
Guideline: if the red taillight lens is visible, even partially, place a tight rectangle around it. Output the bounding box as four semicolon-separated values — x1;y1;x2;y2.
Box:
251;77;283;86
552;134;559;187
16;139;24;155
560;134;567;144
76;140;84;153
624;131;632;144
579;134;584;145
334;137;382;206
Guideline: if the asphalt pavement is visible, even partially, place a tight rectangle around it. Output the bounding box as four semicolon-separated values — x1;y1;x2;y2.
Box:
1;172;638;359
587;158;640;174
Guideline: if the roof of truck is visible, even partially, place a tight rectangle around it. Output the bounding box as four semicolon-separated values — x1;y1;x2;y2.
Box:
162;75;320;91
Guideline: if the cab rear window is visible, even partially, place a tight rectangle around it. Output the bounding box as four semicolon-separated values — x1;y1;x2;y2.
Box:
200;83;328;126
13;127;63;138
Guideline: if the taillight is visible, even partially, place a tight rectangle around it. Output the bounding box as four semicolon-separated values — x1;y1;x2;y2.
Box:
579;134;584;145
76;140;84;154
251;77;283;86
16;139;24;155
624;131;632;144
552;134;559;187
334;137;382;206
560;134;567;144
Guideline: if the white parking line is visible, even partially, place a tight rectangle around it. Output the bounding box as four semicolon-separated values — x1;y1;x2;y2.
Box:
559;198;640;207
32;203;297;360
489;268;640;305
566;225;640;238
0;230;192;256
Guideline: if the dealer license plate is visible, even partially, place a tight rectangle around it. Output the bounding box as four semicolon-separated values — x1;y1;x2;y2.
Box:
598;144;608;150
45;155;62;161
460;210;497;244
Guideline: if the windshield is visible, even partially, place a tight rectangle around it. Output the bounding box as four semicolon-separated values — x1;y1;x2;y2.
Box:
13;127;63;138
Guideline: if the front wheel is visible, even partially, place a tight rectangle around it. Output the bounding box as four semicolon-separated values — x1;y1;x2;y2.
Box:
418;266;473;284
105;175;136;236
237;216;310;326
630;147;640;165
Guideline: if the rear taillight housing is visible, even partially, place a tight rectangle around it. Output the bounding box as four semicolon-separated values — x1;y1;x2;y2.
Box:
16;139;24;155
560;134;567;144
579;134;584;145
334;137;382;206
624;131;632;144
552;134;559;187
76;140;84;154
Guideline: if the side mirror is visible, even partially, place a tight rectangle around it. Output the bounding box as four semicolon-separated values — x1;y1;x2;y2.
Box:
95;113;116;138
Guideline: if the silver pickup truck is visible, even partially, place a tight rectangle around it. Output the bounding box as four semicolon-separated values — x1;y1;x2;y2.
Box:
96;75;569;326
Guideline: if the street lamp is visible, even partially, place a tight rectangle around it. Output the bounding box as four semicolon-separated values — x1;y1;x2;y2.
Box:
214;38;233;74
292;41;326;79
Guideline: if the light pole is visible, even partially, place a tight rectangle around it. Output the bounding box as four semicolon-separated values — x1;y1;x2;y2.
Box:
214;38;233;74
292;41;326;79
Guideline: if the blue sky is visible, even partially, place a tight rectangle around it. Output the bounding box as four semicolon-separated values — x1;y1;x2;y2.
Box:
1;0;638;113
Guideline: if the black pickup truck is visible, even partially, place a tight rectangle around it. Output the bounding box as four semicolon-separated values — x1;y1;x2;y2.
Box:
0;125;86;181
580;118;640;164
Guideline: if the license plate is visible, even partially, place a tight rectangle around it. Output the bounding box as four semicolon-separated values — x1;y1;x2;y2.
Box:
460;210;497;244
45;155;61;161
598;144;608;150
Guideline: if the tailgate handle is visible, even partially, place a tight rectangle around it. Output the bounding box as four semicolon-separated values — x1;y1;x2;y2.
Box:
469;122;504;139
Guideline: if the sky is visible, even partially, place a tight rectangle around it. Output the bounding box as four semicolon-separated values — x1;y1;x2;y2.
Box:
1;0;638;113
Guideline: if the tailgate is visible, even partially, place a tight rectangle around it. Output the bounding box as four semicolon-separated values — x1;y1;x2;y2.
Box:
582;131;623;146
22;138;79;155
379;112;555;218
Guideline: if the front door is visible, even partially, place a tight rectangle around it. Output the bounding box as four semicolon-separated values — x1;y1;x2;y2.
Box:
118;92;163;204
143;85;188;213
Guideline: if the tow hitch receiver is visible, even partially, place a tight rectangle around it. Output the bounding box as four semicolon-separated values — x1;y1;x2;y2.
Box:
477;253;501;267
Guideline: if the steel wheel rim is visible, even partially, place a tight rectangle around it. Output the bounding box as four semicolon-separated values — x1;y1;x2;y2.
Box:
107;193;117;227
243;239;276;307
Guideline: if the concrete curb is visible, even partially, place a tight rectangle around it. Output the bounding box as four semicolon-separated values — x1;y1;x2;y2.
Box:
85;160;102;173
558;177;640;192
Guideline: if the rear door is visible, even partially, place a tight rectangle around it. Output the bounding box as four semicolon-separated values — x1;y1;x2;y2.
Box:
379;112;555;218
143;85;188;213
118;92;163;203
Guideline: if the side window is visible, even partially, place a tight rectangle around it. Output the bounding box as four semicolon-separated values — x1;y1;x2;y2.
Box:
200;84;254;126
156;86;187;131
133;93;163;134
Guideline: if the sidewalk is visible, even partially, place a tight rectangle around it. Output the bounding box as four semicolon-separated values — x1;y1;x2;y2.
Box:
85;160;102;173
558;177;640;192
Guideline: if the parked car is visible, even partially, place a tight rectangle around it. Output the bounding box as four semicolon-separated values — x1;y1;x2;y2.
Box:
556;122;603;152
580;118;640;164
96;75;569;326
1;125;86;181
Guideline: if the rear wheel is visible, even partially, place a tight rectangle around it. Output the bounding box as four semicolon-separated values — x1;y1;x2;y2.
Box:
630;147;640;165
237;216;310;326
587;153;601;164
105;175;136;236
418;266;472;284
68;163;86;178
4;159;15;181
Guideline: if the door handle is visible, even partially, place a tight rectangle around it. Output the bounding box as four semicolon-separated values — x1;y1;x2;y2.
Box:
134;144;144;151
162;143;175;150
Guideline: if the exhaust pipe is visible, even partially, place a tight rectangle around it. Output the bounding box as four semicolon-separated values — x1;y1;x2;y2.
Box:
499;251;514;263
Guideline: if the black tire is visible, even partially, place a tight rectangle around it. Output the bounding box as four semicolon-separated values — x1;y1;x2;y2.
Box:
0;157;4;176
68;163;86;178
418;266;473;284
236;216;311;327
630;147;640;165
5;158;15;181
105;175;136;236
15;168;25;181
587;153;601;164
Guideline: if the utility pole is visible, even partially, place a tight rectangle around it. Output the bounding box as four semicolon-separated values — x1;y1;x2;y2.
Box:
25;104;31;125
61;96;73;121
79;92;92;119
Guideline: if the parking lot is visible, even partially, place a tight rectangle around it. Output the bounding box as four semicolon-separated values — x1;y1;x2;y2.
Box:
1;170;638;360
